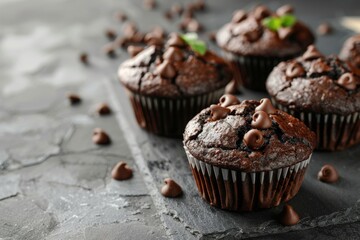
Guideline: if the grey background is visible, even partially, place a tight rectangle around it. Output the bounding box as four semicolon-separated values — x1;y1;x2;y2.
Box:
0;0;359;239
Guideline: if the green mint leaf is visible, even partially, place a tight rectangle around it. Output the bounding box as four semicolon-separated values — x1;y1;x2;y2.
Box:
180;33;207;55
280;14;297;27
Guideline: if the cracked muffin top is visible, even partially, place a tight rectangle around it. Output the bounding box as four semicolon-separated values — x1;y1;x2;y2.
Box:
266;45;360;115
118;33;233;98
339;34;360;73
183;96;316;172
216;5;315;57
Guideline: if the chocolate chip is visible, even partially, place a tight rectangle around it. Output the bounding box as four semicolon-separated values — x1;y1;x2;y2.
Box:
253;5;271;20
144;33;164;46
122;22;138;37
105;28;117;40
210;104;230;121
302;45;323;61
276;4;294;15
286;62;305;78
163;47;183;61
232;10;247;23
219;94;240;107
337;73;357;90
251;111;272;129
243;28;262;42
114;11;127;22
92;128;111;145
96;103;112;116
193;0;206;11
111;161;133;180
151;26;166;38
155;60;177;79
164;10;173;20
127;45;144;57
278;204;300;226
317;23;333;35
278;27;293;40
143;0;156;10
167;33;186;47
161;178;183;198
208;31;217;42
186;19;203;32
67;93;81;105
243;129;264;150
255;98;277;114
102;43;116;58
182;10;194;19
225;80;240;94
318;164;339;183
115;36;128;48
171;4;183;16
79;53;89;65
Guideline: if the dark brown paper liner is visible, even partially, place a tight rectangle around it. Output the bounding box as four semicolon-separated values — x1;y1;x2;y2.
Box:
125;88;225;138
272;99;360;151
222;52;296;92
185;148;311;212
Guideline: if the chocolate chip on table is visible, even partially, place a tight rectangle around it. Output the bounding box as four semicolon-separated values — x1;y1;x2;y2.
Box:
102;43;117;58
164;10;173;21
143;0;156;10
251;111;272;129
122;22;138;37
255;98;276;114
318;164;339;183
210;104;230;121
278;204;300;226
114;11;127;22
243;129;264;150
219;94;240;107
105;28;117;40
96;103;112;116
225;80;240;94
92;128;111;145
127;45;144;57
79;53;89;65
317;23;333;35
161;178;183;198
67;93;82;105
112;161;133;180
171;3;183;16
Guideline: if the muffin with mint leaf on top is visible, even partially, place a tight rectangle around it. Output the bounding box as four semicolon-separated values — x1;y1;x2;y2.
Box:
118;33;233;137
216;4;315;91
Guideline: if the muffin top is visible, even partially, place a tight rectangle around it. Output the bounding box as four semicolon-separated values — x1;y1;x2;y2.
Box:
216;5;315;57
118;33;233;98
339;35;360;73
183;96;316;172
266;45;360;115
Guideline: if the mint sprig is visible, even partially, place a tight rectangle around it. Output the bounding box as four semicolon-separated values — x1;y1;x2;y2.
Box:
180;33;207;55
262;14;297;31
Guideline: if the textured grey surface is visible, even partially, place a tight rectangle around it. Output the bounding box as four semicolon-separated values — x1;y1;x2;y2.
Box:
0;0;359;239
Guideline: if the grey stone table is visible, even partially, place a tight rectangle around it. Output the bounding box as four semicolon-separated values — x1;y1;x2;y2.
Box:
0;0;359;239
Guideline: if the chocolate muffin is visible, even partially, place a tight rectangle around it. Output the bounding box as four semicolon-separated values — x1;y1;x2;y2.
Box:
183;96;316;211
266;45;360;151
216;4;315;91
339;35;360;74
118;33;233;137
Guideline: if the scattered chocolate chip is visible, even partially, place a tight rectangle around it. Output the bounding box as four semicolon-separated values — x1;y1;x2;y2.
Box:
127;45;144;57
156;60;177;79
318;164;339;183
251;111;272;129
183;9;194;19
161;178;183;198
193;0;206;11
208;31;217;42
122;22;138;37
219;94;240;107
337;73;357;90
278;204;300;226
186;18;203;32
112;161;133;180
171;3;183;16
255;98;276;114
210;104;230;121
102;43;117;58
243;129;264;150
167;33;186;47
79;53;89;65
67;93;82;105
164;10;173;20
302;45;323;61
105;28;117;40
317;23;333;35
225;80;240;94
96;103;112;116
179;17;192;31
232;10;247;23
276;4;294;16
115;36;128;48
143;0;156;10
92;128;111;145
114;11;127;22
286;62;305;78
254;5;271;20
151;26;166;38
278;27;293;40
163;47;183;61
